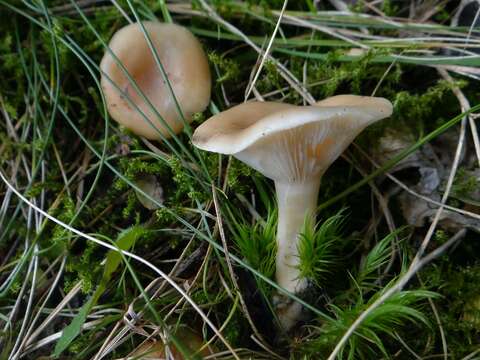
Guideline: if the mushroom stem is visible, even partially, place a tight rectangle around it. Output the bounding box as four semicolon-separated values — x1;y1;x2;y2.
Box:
275;179;321;294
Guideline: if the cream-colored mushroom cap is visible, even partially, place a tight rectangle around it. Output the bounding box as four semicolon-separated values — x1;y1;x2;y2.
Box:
100;21;211;140
192;95;392;181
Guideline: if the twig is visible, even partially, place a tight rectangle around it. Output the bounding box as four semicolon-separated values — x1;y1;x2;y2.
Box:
197;0;315;104
211;184;274;351
437;67;480;168
244;0;288;101
279;12;369;49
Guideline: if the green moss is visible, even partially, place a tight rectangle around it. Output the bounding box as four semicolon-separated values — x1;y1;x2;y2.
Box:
392;80;461;132
154;207;177;225
47;196;76;249
424;262;480;356
0;132;30;162
222;312;247;347
24;179;62;198
122;191;139;220
169;156;201;201
433;229;450;245
256;59;284;94
381;0;399;17
452;167;478;200
114;157;168;189
8;281;21;296
226;157;254;193
208;51;240;84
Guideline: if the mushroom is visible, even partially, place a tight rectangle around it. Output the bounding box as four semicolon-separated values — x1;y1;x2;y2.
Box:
134;174;164;210
100;21;211;140
192;95;393;328
115;328;213;359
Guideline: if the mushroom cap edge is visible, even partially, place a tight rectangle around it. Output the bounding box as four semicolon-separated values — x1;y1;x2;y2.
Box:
192;95;393;155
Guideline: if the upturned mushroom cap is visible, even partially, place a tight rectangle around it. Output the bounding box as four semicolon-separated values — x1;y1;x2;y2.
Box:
100;21;211;140
192;95;392;182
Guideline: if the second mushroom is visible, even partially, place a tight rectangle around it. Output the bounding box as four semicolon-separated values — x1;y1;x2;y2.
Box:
100;21;211;140
192;95;393;328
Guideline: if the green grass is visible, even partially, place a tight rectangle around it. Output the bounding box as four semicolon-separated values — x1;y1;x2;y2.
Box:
1;0;479;359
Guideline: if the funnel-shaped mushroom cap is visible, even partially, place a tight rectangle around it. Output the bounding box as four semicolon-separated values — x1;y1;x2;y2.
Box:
193;95;392;182
100;21;211;140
